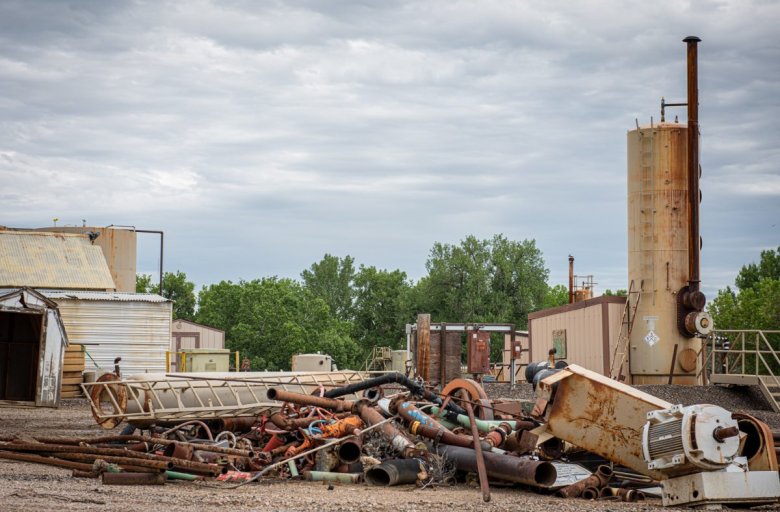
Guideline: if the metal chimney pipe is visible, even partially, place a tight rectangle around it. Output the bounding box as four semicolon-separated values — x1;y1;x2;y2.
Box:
684;36;701;292
568;255;575;304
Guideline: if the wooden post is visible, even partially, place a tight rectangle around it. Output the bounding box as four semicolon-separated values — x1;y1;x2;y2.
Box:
417;314;431;381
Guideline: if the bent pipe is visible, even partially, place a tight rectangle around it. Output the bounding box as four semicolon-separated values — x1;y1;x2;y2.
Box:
556;465;613;498
266;388;354;412
269;412;349;431
322;373;466;416
434;444;556;488
365;459;422;486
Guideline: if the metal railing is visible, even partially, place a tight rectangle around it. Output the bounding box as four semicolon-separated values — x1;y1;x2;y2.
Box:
703;329;780;387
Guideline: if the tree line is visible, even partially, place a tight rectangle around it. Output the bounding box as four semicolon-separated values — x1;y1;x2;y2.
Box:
138;234;568;371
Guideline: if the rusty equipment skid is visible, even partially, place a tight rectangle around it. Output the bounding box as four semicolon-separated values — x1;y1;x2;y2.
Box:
81;371;372;428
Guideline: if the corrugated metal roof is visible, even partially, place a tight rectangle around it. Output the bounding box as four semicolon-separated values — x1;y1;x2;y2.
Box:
41;290;170;303
0;231;116;290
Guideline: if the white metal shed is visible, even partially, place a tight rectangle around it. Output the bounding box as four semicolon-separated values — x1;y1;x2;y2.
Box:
42;290;172;376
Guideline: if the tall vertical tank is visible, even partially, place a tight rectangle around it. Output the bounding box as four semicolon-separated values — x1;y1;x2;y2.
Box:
627;123;700;384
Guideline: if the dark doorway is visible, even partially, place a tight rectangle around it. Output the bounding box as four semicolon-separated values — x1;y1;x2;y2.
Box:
0;311;43;402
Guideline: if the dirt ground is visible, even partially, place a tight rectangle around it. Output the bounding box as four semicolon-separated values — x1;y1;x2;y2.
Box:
1;389;779;511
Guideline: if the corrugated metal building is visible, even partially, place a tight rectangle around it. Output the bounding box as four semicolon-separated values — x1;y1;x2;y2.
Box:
0;230;115;291
42;291;172;376
0;288;68;407
527;296;626;375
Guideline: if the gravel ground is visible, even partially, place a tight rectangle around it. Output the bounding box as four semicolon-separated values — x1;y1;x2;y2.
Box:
1;386;779;511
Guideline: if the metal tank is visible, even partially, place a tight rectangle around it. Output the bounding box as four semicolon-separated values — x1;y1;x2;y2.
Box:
626;37;712;385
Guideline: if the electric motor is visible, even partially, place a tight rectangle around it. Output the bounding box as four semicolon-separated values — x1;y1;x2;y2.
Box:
642;404;740;474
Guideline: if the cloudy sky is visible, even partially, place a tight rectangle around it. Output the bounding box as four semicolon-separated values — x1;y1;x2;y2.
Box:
1;0;778;299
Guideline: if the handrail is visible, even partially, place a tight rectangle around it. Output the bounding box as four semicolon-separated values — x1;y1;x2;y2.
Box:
705;329;780;382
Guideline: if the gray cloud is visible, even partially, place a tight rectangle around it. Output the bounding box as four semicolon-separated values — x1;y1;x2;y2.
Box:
1;0;778;300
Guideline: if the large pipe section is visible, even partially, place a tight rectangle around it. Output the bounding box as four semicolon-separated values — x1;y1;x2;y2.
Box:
365;459;423;486
684;36;701;293
322;373;466;415
434;444;556;488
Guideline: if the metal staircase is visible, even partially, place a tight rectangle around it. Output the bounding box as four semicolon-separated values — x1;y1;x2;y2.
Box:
363;346;393;372
609;280;641;381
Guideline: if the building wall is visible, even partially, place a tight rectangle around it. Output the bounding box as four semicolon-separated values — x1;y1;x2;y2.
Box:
52;298;171;375
171;319;225;351
528;296;626;375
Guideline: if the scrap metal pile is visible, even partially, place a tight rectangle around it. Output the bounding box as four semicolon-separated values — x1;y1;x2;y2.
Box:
1;365;779;508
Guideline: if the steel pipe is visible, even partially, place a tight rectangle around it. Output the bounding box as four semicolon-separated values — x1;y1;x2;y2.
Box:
581;487;600;500
356;403;418;457
303;470;362;484
266;388;354;412
365;459;422;486
322;373;466;415
0;451;95;472
556;465;613;498
434;444;556;488
102;472;167;485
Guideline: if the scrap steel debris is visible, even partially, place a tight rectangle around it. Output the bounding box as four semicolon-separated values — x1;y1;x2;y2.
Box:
2;365;780;508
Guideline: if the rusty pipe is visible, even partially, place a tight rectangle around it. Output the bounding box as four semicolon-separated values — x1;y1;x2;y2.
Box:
568;255;575;303
5;435;254;458
212;417;257;432
395;402;488;451
581;487;600;500
556;465;613;498
684;35;701;292
54;453;174;471
434;444;556;488
464;400;491;502
337;438;362;465
0;451;95;472
266;388;354;412
356;402;418;457
102;472;167;485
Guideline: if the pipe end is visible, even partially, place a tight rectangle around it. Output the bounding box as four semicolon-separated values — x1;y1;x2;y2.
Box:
683;36;701;43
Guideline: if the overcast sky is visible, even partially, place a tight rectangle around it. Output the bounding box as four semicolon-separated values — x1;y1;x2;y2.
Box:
1;0;778;300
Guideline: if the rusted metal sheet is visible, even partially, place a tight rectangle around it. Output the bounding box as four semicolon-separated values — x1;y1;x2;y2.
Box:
0;230;116;290
467;331;490;374
539;364;670;479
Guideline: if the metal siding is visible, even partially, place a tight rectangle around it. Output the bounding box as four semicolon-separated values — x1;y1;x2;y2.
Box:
53;298;171;375
530;304;606;373
171;320;225;350
606;302;626;371
42;290;168;302
0;231;116;290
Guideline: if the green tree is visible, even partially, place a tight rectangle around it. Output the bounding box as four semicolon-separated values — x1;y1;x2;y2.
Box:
416;234;550;329
136;273;153;293
542;284;570;309
709;247;780;330
352;265;413;352
196;278;360;370
604;289;628;297
301;254;356;321
138;271;196;320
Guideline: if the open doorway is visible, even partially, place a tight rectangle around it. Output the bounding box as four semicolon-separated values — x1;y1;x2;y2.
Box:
0;311;43;402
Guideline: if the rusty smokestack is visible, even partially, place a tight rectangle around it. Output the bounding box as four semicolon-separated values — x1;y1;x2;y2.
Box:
684;36;701;292
568;255;574;304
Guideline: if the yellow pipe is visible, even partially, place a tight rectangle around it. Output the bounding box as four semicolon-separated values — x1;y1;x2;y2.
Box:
235;351;239;372
181;352;186;372
165;351;171;373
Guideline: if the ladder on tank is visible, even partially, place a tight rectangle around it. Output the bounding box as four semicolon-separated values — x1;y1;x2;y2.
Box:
609;280;641;381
